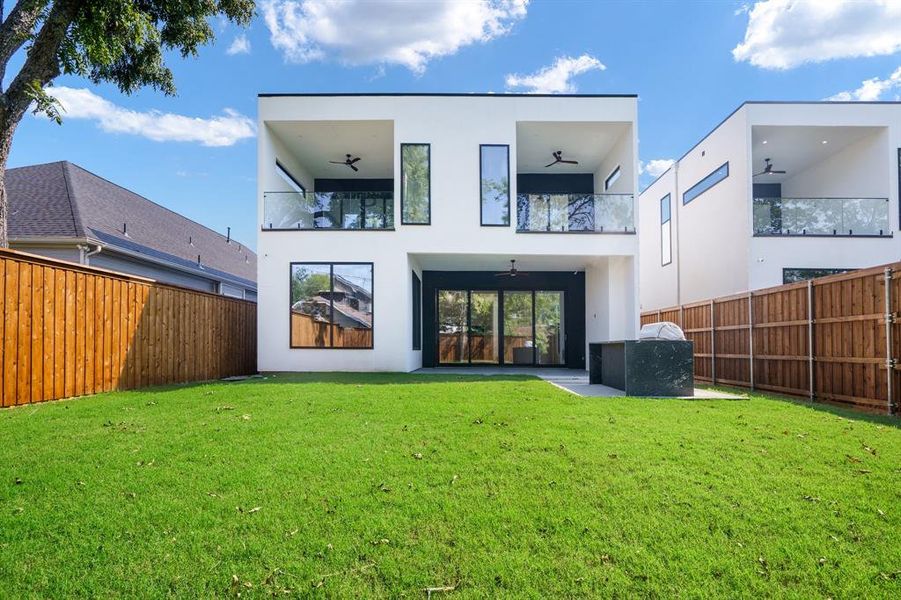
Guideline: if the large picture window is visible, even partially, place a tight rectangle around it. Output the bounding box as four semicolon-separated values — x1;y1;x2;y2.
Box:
660;193;672;266
402;144;431;224
289;262;373;349
683;162;729;205
480;144;510;226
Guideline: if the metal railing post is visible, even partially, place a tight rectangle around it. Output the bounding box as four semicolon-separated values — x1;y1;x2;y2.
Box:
710;299;716;384
748;293;755;390
807;280;815;402
884;267;894;415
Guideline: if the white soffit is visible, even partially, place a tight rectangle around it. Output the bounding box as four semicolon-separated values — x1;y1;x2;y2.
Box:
751;125;883;184
516;121;631;173
270;120;394;179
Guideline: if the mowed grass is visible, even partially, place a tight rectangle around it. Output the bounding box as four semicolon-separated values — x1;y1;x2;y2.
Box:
0;374;898;598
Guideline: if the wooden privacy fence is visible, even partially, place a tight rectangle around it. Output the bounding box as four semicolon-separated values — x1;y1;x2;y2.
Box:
641;262;901;415
0;248;257;407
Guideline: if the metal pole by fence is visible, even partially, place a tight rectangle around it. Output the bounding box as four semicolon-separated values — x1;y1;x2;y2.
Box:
884;267;894;415
748;293;754;389
710;300;716;384
807;280;815;402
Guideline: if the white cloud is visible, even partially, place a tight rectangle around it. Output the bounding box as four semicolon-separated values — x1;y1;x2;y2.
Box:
46;87;255;147
505;54;605;94
826;65;901;101
733;0;901;70
226;34;251;55
640;159;674;178
262;0;528;73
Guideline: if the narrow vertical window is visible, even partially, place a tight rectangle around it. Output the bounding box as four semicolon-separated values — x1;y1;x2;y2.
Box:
480;144;510;226
412;271;422;350
604;165;621;191
401;144;431;224
660;194;672;266
276;160;305;193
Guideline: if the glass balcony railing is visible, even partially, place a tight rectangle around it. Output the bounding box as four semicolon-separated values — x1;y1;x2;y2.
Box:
263;191;394;230
516;193;635;233
753;197;890;236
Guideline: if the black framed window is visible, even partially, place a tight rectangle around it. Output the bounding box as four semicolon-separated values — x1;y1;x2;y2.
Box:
660;193;672;266
401;144;430;224
604;165;621;191
480;144;510;226
683;162;729;205
412;271;422;350
276;160;305;193
289;262;373;349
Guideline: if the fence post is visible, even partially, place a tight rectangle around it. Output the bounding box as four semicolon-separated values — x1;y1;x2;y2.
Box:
710;299;716;384
748;292;754;390
807;279;815;402
884;267;894;415
679;304;684;329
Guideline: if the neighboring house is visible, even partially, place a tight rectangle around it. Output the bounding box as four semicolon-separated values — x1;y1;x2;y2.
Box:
7;161;257;300
639;102;901;311
258;93;639;372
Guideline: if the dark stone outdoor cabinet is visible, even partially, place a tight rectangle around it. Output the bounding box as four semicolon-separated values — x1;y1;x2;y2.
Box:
589;340;694;396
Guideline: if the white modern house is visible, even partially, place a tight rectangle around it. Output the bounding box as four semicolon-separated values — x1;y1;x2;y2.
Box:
257;93;639;372
639;101;901;311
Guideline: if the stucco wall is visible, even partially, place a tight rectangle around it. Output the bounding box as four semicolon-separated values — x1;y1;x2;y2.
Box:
257;95;639;372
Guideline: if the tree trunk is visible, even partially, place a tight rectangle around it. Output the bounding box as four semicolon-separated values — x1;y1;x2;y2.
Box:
0;105;24;248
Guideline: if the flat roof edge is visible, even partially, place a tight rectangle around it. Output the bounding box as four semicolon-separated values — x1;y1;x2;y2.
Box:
258;92;639;98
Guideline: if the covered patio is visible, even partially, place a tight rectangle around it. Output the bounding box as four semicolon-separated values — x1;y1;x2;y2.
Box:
413;366;746;399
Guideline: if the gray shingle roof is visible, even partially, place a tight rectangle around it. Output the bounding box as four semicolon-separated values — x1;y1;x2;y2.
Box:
7;161;256;287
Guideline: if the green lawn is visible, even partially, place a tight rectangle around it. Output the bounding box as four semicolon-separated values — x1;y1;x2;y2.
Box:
0;374;898;598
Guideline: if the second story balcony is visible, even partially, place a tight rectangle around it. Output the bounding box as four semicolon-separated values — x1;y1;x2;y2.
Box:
516;193;635;233
264;191;394;230
753;197;890;237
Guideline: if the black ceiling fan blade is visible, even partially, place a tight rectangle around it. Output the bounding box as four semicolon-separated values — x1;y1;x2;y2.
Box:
544;160;559;168
350;164;359;172
559;159;579;164
771;169;786;174
329;161;345;164
753;170;768;177
349;157;361;164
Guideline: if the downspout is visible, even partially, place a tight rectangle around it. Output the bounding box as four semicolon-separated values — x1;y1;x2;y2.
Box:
81;243;102;265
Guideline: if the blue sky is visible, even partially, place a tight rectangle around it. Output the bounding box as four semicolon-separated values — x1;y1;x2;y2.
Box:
10;0;901;251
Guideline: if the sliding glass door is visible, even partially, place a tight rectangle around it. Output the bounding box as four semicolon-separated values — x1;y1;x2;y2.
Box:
437;290;468;364
536;291;565;365
438;288;565;366
503;291;534;365
470;292;499;364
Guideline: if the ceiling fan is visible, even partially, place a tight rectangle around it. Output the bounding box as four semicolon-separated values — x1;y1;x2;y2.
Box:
329;154;361;172
753;158;786;177
494;259;528;278
544;150;579;168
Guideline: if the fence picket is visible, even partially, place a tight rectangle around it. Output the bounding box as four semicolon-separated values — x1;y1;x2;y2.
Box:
0;249;256;407
643;261;900;415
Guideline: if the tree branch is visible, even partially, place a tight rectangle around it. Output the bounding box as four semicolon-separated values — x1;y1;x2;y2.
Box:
3;0;79;123
0;0;48;85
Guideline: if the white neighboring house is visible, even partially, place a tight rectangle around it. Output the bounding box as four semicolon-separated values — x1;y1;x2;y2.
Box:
257;93;639;372
639;102;901;311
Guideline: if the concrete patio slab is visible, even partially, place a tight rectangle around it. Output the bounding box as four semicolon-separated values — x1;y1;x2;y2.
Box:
413;367;747;400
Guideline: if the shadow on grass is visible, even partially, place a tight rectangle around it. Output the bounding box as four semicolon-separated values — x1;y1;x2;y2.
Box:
700;384;900;428
252;372;541;386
